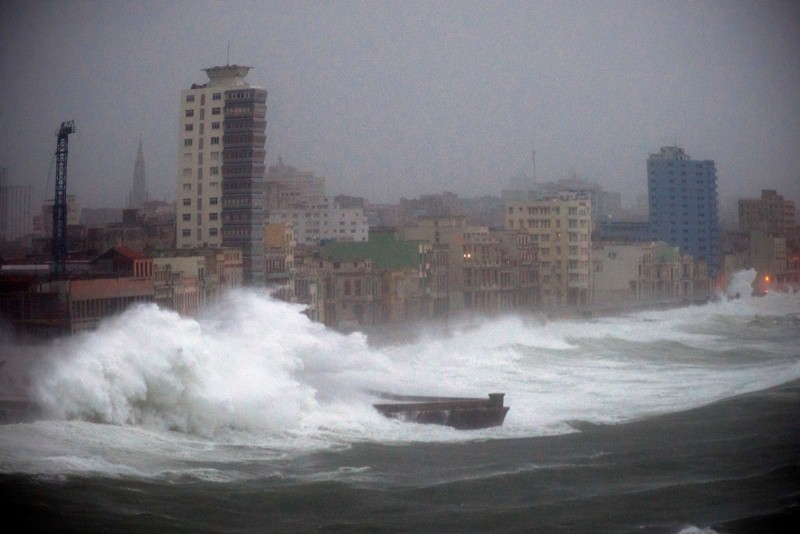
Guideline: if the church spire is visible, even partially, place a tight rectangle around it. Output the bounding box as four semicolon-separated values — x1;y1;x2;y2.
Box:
129;136;147;209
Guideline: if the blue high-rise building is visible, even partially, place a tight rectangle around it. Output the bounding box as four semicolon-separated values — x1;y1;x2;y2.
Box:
647;146;720;277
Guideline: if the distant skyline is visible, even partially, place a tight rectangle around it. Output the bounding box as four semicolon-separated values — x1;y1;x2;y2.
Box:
1;1;798;212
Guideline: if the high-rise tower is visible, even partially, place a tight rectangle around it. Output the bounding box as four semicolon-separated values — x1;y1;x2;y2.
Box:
176;65;267;285
647;146;720;277
128;137;147;209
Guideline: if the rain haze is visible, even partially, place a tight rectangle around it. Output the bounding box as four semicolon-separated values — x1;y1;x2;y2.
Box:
1;1;799;209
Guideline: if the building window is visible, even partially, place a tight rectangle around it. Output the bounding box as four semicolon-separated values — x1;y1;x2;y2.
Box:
184;124;193;132
212;93;222;100
186;95;195;103
210;197;219;205
209;228;218;236
182;214;191;221
183;198;191;206
209;212;218;221
182;183;191;191
182;229;191;237
212;122;220;129
211;137;220;145
211;151;220;160
184;139;193;147
210;166;219;175
182;168;191;177
185;109;194;117
212;107;221;115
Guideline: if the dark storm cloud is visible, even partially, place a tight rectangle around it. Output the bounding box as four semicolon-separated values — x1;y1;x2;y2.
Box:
1;0;798;209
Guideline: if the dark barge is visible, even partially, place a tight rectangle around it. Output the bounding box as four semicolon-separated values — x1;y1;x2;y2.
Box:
371;392;509;430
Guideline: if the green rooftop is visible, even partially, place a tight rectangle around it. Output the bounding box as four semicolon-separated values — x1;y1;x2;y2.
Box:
320;230;424;270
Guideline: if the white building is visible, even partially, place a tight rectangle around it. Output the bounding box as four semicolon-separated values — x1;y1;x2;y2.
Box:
269;197;369;246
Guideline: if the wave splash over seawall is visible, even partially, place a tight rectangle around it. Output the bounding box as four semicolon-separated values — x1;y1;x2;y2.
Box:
33;292;389;437
29;271;800;445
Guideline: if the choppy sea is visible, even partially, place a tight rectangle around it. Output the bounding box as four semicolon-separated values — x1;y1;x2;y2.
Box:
1;270;798;533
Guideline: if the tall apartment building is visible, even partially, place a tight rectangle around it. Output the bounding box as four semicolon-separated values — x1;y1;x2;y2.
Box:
128;138;148;209
738;189;796;238
647;146;720;277
176;65;267;285
506;194;592;309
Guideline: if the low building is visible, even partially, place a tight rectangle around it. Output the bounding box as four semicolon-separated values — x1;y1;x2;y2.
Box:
0;247;155;337
269;197;369;246
592;241;710;312
462;227;538;314
318;229;428;328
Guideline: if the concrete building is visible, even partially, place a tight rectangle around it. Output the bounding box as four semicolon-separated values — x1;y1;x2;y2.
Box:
153;255;205;316
0;247;155;337
176;64;267;285
264;222;294;296
591;241;707;311
647;146;720;278
462;227;538;314
738;189;796;239
268;197;368;246
128;138;148;209
318;229;429;327
265;158;326;212
41;195;81;236
403;216;468;313
503;176;622;226
506;194;592;310
0;168;33;242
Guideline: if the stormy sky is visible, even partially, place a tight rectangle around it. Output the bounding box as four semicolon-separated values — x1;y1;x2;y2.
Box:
1;0;798;211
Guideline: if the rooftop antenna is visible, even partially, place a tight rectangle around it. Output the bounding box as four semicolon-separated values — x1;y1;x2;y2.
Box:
226;40;230;65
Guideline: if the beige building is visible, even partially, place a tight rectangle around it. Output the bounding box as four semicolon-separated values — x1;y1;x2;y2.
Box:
506;195;592;310
153;256;206;316
462;227;538;314
403;216;468;313
591;241;706;311
153;247;243;315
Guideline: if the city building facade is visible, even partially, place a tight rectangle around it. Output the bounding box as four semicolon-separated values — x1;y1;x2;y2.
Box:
506;194;592;309
268;197;368;246
738;189;796;239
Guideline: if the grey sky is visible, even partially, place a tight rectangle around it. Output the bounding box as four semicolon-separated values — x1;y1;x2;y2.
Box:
1;0;799;210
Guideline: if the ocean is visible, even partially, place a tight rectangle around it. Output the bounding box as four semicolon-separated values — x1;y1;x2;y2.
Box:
1;270;798;533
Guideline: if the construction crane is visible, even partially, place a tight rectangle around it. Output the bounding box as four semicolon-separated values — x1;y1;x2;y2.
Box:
52;120;75;277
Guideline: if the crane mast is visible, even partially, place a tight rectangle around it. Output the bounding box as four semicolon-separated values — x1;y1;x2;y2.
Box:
52;120;75;277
